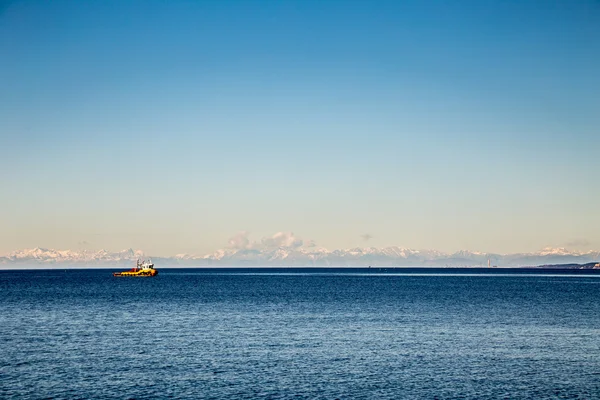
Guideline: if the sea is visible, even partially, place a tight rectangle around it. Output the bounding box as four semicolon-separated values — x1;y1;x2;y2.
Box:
1;268;600;399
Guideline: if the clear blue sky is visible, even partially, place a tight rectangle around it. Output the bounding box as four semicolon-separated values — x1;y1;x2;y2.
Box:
1;0;599;255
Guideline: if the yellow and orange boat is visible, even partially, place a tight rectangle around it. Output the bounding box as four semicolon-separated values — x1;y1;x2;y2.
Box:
113;259;158;277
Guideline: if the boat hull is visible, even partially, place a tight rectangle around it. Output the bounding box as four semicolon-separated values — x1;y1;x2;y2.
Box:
113;269;158;277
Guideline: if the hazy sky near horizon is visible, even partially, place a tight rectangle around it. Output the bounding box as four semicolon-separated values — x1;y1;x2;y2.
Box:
1;0;599;256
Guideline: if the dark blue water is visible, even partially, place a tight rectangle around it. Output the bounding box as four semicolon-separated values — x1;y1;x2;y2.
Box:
2;268;600;399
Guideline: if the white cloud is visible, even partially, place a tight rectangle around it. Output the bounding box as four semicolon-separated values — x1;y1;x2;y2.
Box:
227;231;253;249
261;232;303;248
304;239;317;248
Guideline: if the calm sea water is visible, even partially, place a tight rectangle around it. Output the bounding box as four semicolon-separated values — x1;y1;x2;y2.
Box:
1;268;600;399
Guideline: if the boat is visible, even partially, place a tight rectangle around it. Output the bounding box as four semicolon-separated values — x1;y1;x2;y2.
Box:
113;259;158;277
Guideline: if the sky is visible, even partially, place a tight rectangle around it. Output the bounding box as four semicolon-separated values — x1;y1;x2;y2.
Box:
1;0;599;256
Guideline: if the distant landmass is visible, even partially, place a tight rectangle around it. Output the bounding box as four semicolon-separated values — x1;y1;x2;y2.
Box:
529;262;600;269
1;246;598;268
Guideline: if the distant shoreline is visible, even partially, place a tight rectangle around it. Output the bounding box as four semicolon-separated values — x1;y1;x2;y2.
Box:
1;264;599;272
